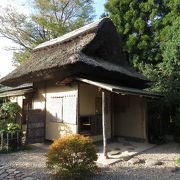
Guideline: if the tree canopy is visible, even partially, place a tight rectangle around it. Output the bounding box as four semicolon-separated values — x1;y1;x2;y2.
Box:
105;0;180;92
105;0;179;68
0;0;95;65
159;17;180;109
105;0;180;133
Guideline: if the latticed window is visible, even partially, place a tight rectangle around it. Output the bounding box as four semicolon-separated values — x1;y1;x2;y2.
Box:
47;95;77;124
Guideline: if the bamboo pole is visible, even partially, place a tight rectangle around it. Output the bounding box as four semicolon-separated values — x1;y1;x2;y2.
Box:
102;91;108;158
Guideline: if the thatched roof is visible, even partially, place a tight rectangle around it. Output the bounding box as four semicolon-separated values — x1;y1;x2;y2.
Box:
0;83;33;97
0;18;149;88
0;83;32;93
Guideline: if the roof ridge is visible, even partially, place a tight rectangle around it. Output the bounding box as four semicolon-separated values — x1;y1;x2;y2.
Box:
34;17;111;51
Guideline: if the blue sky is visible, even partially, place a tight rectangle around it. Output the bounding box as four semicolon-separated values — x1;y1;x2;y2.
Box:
94;0;106;19
0;0;107;77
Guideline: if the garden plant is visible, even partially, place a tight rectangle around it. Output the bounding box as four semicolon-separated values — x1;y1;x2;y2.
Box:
46;134;98;179
0;102;22;152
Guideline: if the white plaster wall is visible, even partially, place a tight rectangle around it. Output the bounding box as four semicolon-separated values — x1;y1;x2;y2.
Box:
113;95;146;140
45;82;78;140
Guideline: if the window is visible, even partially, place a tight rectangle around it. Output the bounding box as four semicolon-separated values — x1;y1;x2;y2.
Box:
79;97;102;135
47;95;77;124
79;115;102;135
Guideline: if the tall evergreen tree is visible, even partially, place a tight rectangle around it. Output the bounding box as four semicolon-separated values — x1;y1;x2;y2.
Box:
105;0;179;72
106;0;180;138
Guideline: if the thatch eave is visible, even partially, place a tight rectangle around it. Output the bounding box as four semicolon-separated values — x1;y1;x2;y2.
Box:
0;58;148;88
0;18;149;88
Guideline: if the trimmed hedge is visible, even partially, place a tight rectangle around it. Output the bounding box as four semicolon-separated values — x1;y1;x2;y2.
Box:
46;134;98;178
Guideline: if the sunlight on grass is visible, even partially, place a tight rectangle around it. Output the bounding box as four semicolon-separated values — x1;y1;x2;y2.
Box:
176;158;180;165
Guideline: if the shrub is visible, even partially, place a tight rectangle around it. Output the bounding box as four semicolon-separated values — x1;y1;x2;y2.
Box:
46;134;98;178
0;122;21;134
7;123;21;132
0;102;21;122
0;122;22;152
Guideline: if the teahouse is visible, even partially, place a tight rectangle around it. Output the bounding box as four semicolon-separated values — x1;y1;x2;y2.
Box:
0;18;161;152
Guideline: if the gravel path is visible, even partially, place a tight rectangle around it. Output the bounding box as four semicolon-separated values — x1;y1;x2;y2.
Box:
0;147;52;180
0;142;180;180
90;142;180;180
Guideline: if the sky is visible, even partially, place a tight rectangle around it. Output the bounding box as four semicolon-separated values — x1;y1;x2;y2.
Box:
0;0;106;78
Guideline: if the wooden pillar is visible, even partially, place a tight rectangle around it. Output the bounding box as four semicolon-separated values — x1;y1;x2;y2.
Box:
102;91;108;158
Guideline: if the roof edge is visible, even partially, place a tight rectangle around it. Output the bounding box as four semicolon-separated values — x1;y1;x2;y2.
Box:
33;17;111;51
77;78;163;98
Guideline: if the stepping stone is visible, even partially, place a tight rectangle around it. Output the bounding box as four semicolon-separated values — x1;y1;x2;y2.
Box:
117;137;126;142
6;169;16;173
22;177;34;180
0;169;5;174
146;159;163;166
171;166;180;173
0;172;8;178
0;166;36;180
123;156;132;161
109;150;121;156
15;173;25;177
128;157;144;165
6;175;14;179
13;171;20;174
123;142;132;146
127;147;135;151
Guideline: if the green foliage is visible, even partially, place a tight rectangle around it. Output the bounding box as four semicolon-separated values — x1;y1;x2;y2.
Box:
0;102;21;122
105;0;180;138
0;122;22;153
46;134;98;178
0;0;95;65
139;10;180;140
7;123;21;132
0;123;21;134
176;158;180;165
158;17;180;118
0;120;7;133
105;0;179;68
105;0;163;66
0;102;21;134
13;50;32;66
0;102;22;152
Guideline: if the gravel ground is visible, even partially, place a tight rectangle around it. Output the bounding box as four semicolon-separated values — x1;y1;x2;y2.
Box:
90;142;180;180
0;142;180;180
0;147;52;180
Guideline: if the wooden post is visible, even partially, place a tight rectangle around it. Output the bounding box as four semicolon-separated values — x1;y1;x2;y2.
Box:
7;133;9;152
102;91;108;158
0;133;3;150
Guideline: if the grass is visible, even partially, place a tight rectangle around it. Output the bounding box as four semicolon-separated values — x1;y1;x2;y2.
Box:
176;158;180;165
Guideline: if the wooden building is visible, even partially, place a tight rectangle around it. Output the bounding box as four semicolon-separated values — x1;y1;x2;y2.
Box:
0;18;161;147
